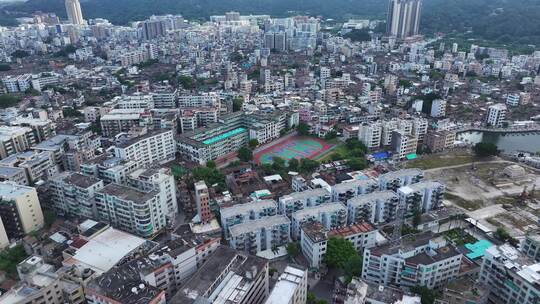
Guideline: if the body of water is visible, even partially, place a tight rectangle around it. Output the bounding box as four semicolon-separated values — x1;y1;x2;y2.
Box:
457;131;540;154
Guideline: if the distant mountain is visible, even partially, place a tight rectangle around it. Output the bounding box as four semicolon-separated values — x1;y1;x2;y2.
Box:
6;0;386;23
3;0;540;47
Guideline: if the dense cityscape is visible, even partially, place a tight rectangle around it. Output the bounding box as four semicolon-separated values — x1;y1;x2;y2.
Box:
0;0;538;303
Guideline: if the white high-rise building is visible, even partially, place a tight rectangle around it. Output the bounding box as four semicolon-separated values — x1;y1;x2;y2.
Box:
0;182;44;240
386;0;422;38
430;99;447;118
486;103;507;127
65;0;84;25
358;122;382;149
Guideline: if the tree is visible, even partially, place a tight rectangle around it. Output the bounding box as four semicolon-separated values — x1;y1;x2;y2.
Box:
343;254;363;280
0;245;28;278
0;64;11;71
237;146;253;162
206;160;217;169
11;50;29;58
324;237;359;270
25;88;40;96
399;79;412;88
178;75;195;89
232;96;244;112
473;142;499;157
307;292;317;304
495;227;511;242
136;59;158;68
192;166;225;189
343;29;371;42
324;130;337;140
271;156;287;172
89;120;102;135
420;92;441;114
54;45;77;57
348;158;367;170
296;122;310;136
330;152;344;161
299;158;319;174
62;107;83;117
345;138;367;154
410;286;441;304
288;158;299;171
248;139;259;149
0;94;20;108
412;201;422;227
286;242;300;257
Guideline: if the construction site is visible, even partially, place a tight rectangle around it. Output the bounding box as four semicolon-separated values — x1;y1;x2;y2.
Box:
426;158;540;239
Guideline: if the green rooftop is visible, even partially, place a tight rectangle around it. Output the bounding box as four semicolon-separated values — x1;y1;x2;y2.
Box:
202;127;246;145
465;239;493;259
406;153;418;160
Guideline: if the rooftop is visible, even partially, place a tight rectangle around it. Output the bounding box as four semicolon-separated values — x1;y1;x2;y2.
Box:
0;181;35;198
32;134;79;150
0;166;25;178
398;180;444;195
221;200;277;219
63;227;148;274
281;188;330;201
370;232;436;256
56;171;102;188
115;129;172;148
265;266;306;304
292;202;346;219
301;221;327;243
332;178;377;192
229;215;290;237
405;245;461;266
379;168;423;181
202;127;246;145
172;246;267;304
87;260;164;304
97;183;157;202
328;222;374;238
347;190;398;206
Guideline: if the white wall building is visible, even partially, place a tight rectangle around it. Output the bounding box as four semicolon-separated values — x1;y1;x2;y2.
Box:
229;215;291;255
291;203;347;240
265;266;307;304
480;244;540;304
331;179;379;203
220;200;278;239
113;129;176;167
278;188;332;217
347;191;400;225
486;103;507;127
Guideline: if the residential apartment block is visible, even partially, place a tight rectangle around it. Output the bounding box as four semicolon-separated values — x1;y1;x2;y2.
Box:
291;203;347;240
220;200;278;239
229;215;291;255
278;188;332;217
362;232;462;289
480;244;540;304
347;191;400;225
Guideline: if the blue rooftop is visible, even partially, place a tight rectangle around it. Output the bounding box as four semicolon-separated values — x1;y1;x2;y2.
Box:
202;127;246;145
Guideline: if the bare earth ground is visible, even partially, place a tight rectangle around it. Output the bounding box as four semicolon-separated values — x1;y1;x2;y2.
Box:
424;158;540;237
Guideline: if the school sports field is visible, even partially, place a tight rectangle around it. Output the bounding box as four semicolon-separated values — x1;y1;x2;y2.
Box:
254;136;334;164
